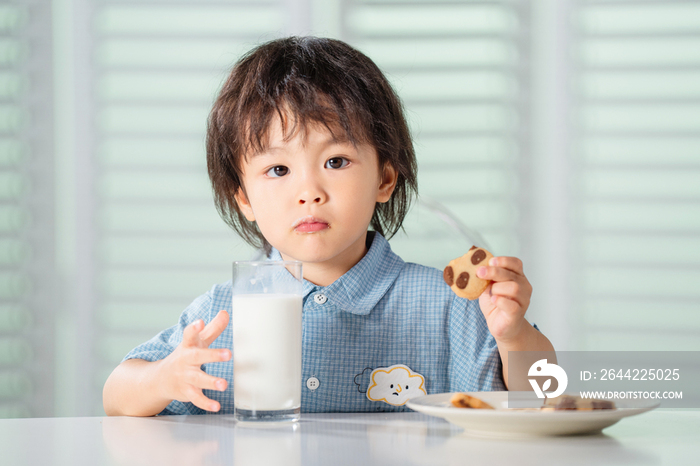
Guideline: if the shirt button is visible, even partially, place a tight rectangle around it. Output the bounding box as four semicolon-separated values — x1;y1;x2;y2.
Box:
314;293;327;304
306;376;320;391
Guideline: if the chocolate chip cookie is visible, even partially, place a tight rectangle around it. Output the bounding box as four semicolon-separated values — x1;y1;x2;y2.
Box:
443;246;494;300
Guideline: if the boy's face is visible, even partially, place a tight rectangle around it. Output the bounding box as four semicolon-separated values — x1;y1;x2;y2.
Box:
234;116;397;270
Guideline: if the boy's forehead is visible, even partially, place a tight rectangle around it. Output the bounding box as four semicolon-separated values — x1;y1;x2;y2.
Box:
247;113;357;158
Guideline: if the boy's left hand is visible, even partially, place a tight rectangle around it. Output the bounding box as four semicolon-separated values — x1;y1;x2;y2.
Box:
477;256;532;342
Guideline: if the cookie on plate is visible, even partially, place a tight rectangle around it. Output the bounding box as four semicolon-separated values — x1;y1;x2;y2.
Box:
541;394;615;411
450;393;494;410
443;246;494;300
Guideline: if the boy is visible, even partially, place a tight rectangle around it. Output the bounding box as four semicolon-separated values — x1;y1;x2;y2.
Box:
103;36;553;416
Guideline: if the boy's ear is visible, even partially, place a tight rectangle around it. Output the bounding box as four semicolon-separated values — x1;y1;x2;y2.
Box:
234;188;256;222
377;163;398;204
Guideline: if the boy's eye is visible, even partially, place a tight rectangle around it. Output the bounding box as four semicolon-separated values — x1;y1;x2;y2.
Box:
266;166;289;177
325;157;348;169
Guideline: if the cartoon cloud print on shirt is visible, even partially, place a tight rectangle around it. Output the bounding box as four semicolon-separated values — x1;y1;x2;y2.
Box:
354;367;373;394
366;364;426;406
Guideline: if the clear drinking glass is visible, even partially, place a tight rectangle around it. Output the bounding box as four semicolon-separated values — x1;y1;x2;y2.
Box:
231;261;303;422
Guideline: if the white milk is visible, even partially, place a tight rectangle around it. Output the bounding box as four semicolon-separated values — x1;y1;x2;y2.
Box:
231;294;302;411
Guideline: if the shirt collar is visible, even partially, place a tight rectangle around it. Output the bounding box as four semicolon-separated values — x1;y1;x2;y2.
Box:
268;232;404;315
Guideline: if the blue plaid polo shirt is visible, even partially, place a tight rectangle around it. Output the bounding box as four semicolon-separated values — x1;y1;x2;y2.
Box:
123;232;510;414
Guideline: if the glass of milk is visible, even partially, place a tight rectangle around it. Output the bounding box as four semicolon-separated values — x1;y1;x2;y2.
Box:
231;260;303;422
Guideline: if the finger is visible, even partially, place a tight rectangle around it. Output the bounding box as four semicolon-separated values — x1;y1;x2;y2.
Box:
489;256;524;275
491;281;530;308
477;265;519;283
190;370;228;392
186;347;231;366
200;310;230;347
484;282;493;297
184;385;220;412
182;319;205;347
490;294;522;316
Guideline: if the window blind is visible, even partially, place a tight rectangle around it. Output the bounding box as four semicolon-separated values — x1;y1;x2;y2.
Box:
343;0;529;268
7;0;698;418
571;0;700;350
0;0;55;418
88;1;289;415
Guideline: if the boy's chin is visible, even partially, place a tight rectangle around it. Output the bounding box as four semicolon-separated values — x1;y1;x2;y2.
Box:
276;231;368;265
278;242;347;265
279;249;333;264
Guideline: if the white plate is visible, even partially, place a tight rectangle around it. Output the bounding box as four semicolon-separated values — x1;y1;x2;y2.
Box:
406;392;659;438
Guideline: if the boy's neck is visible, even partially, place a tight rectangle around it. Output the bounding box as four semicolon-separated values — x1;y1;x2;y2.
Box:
279;231;375;287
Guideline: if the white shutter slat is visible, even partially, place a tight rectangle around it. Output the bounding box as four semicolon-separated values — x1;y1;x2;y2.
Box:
346;0;527;260
99;138;205;166
572;0;700;350
348;4;518;36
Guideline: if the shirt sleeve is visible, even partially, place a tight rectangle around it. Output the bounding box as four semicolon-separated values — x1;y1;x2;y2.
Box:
121;289;216;415
447;297;507;392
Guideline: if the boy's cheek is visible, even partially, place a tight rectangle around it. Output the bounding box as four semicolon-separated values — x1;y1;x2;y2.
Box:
234;193;258;222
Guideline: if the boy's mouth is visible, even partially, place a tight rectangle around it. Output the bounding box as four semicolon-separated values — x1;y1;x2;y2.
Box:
292;216;329;233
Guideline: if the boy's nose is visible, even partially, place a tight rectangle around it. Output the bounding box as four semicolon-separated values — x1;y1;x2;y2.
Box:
298;195;322;205
297;185;327;205
297;169;327;205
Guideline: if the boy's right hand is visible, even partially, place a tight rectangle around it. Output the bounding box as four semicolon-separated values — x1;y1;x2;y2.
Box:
158;310;231;412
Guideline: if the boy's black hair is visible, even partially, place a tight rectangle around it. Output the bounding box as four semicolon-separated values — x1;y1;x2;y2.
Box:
206;36;418;253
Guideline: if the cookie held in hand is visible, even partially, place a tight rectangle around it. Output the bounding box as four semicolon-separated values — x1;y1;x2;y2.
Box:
443;246;494;300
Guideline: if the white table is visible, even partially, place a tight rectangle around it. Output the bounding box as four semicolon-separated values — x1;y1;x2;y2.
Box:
1;411;698;465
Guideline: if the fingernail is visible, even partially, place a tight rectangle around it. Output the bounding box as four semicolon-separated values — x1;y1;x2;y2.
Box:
489;258;497;266
477;267;487;278
216;380;226;390
220;350;229;359
211;403;219;412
